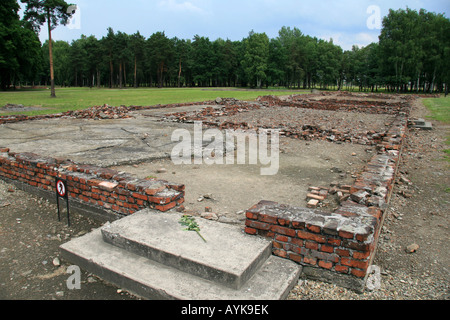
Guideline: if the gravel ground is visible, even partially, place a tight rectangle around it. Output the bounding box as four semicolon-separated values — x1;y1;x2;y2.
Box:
216;106;396;137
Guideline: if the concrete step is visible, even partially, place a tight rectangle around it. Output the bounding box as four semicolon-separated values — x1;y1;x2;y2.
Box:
408;118;433;130
60;210;302;300
100;210;273;290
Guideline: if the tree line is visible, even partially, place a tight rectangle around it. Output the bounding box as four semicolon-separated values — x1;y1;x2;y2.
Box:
1;1;449;94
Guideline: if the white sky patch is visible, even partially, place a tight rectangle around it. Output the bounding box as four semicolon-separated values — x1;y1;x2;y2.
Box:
158;0;209;15
22;0;448;46
319;31;380;50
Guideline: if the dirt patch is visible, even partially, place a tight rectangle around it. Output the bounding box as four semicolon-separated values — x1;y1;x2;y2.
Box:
0;180;139;300
114;138;372;221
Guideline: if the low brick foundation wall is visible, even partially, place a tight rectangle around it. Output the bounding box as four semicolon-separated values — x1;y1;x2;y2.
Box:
0;148;184;218
244;113;409;292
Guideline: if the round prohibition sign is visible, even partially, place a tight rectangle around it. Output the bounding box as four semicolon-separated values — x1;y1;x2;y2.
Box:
56;180;67;197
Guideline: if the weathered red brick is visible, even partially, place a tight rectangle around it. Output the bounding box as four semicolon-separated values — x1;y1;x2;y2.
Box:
290;238;304;247
305;241;319;250
353;251;371;260
318;260;333;270
270;225;296;237
303;256;317;266
132;192;148;201
306;224;321;233
245;220;270;231
292;221;305;229
273;248;288;259
297;230;326;243
275;235;289;243
336;248;351;257
351;268;367;278
246;211;259;220
259;213;278;224
340;257;369;270
155;201;176;212
321;245;334;253
339;230;354;239
335;265;349;274
288;253;302;263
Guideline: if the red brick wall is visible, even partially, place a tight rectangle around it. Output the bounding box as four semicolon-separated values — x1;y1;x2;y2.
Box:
0;148;184;215
245;114;408;281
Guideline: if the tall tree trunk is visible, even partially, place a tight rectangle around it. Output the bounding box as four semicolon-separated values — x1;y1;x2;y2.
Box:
47;10;56;98
119;61;123;89
134;56;138;88
158;61;164;88
122;62;127;88
178;58;182;88
430;67;436;93
109;55;113;88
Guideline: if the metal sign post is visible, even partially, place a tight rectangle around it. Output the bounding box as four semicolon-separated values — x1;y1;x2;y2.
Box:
56;178;70;226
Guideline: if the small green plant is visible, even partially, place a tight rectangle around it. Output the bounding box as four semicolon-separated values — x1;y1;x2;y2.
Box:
179;215;207;242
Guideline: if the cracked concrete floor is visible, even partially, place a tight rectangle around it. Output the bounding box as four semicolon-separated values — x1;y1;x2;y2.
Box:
0;104;376;218
0;111;197;167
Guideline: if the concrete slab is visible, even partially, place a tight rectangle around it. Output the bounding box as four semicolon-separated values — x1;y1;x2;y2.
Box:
100;210;272;289
60;222;301;300
0;116;195;167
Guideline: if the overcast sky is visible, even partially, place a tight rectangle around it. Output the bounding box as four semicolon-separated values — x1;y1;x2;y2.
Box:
20;0;449;50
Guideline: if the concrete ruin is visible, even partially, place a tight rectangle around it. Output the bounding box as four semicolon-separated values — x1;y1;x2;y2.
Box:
0;91;421;298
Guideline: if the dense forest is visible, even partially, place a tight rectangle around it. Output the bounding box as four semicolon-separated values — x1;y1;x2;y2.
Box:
1;0;449;93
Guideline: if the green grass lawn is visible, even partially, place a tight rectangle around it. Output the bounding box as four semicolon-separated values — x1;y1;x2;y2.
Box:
0;87;302;116
422;96;450;124
422;96;450;163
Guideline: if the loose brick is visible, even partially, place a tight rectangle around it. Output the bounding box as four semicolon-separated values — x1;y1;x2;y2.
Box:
307;193;325;201
144;185;167;196
307;199;320;208
98;181;119;192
